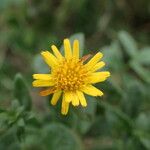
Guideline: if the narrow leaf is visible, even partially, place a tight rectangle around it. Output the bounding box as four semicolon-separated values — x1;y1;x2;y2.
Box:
14;73;32;111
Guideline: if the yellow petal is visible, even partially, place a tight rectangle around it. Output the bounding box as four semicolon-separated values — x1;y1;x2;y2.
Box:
33;74;52;80
72;92;79;106
64;39;72;59
51;45;63;60
40;88;56;96
61;94;69;115
76;91;87;107
51;90;62;105
64;91;72;103
87;71;110;84
85;52;103;69
73;40;79;59
90;61;105;72
32;80;54;87
41;51;58;67
81;85;103;96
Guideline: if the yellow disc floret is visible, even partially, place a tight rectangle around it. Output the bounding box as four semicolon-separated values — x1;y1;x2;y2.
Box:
52;58;88;91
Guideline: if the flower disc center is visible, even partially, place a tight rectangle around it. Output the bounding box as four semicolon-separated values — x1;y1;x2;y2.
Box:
53;59;88;91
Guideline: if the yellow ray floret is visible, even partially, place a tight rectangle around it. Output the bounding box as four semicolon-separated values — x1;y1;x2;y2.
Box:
71;92;79;106
73;40;79;59
85;52;103;69
90;61;105;72
61;95;69;115
51;90;62;105
32;80;54;87
32;38;110;115
33;74;52;80
76;90;87;107
81;85;103;96
41;51;58;67
51;45;63;60
64;39;72;59
87;72;110;84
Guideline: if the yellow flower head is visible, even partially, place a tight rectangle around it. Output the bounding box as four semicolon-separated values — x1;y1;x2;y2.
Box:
33;39;110;115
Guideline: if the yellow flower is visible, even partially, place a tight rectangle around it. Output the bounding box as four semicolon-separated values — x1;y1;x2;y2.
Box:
32;39;110;115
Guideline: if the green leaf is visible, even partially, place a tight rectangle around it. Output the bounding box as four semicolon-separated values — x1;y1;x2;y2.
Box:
134;130;150;150
87;115;111;137
97;80;123;106
130;61;150;84
0;112;9;135
101;40;124;72
7;102;24;126
16;118;25;141
82;96;97;117
0;127;20;150
118;31;137;57
139;137;150;150
42;123;82;150
20;127;44;150
33;54;50;73
0;0;25;9
122;79;144;118
97;100;133;129
0;108;5;113
0;49;5;69
17;118;25;128
76;96;97;134
25;113;41;127
135;113;150;132
134;47;150;65
14;73;32;111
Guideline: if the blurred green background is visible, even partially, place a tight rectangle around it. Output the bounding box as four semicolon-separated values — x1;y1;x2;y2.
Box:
0;0;150;150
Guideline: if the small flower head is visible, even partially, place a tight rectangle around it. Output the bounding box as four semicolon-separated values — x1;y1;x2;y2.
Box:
33;39;110;115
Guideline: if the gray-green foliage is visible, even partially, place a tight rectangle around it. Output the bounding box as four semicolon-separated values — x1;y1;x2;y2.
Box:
118;31;150;84
14;73;32;111
0;0;150;149
0;31;150;150
21;124;82;150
